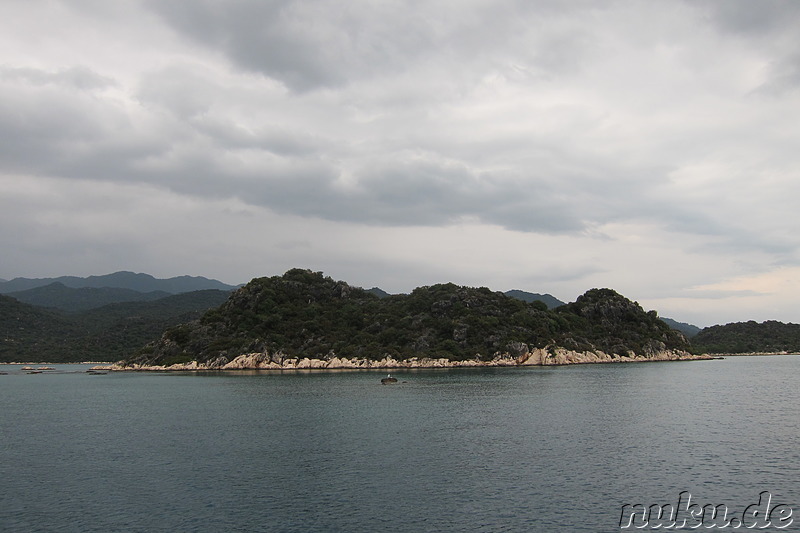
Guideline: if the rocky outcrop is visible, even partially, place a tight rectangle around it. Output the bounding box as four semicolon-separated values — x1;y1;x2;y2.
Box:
111;348;714;371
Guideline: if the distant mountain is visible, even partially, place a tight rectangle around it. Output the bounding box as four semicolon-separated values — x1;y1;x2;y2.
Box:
0;289;232;363
67;290;234;361
504;290;565;309
78;290;232;323
692;320;800;354
0;271;238;294
366;287;391;299
8;282;171;312
661;317;700;338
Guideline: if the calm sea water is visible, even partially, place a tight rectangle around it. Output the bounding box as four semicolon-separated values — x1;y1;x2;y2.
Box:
1;356;798;532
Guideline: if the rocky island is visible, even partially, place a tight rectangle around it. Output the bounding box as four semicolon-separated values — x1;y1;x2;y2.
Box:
116;269;713;371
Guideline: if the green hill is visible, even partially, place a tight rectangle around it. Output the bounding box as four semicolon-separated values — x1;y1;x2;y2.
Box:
127;269;689;367
692;321;800;354
0;295;79;362
0;290;231;363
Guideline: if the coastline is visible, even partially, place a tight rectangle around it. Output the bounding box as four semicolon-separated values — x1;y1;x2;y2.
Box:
702;352;800;357
99;348;720;372
2;361;115;365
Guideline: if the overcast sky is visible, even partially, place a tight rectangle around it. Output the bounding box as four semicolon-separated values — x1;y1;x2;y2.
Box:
1;0;799;327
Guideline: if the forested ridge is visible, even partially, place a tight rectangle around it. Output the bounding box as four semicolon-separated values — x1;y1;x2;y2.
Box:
691;320;800;354
0;291;231;362
128;269;689;367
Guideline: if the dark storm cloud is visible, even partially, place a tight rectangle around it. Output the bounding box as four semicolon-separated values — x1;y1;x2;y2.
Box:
325;159;586;232
128;144;591;233
701;0;800;35
0;56;787;248
144;0;606;93
145;0;439;92
0;59;602;234
0;88;167;198
2;2;800;265
0;67;134;175
698;0;800;97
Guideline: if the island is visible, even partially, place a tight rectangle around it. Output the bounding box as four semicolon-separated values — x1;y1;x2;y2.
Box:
114;269;714;371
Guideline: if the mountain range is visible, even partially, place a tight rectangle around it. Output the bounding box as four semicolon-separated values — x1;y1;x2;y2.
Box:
0;271;238;295
7;283;171;312
1;271;239;362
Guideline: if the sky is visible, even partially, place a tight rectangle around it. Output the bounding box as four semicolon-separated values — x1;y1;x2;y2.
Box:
1;0;799;327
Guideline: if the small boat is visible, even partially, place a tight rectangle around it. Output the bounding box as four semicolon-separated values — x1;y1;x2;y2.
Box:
381;374;398;384
27;371;43;374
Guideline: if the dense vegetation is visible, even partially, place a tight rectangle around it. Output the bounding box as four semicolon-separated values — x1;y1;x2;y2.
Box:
0;295;76;362
0;290;231;362
127;269;689;367
691;321;800;354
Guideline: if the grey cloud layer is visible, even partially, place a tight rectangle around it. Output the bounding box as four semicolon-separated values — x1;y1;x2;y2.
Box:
146;0;540;92
0;61;612;234
2;0;799;260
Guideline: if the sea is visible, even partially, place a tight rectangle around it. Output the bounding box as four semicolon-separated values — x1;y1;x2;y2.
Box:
1;355;798;532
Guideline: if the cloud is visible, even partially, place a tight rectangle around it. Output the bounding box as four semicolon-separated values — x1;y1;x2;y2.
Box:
0;61;610;233
701;0;800;36
0;66;138;175
0;65;116;90
648;266;800;326
2;0;800;326
6;3;800;236
145;0;431;92
145;0;626;93
691;267;800;296
755;54;800;96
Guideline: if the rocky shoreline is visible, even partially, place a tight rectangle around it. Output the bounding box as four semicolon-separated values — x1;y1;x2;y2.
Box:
101;348;719;372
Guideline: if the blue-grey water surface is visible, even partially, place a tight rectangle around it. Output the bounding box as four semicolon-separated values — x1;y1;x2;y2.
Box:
1;356;798;532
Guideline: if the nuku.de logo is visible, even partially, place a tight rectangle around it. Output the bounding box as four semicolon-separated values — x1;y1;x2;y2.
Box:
619;491;793;529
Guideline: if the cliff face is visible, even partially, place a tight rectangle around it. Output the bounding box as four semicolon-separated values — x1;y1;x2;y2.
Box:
123;269;691;368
